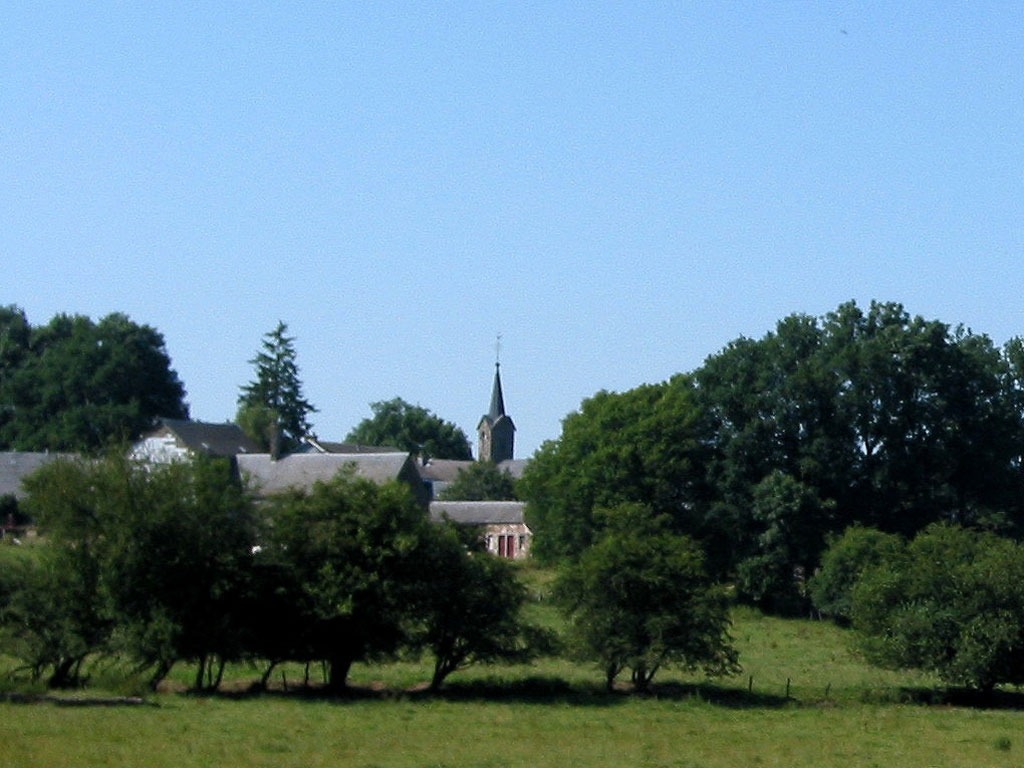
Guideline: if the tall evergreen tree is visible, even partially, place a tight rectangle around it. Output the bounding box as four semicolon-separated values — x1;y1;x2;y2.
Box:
237;321;316;450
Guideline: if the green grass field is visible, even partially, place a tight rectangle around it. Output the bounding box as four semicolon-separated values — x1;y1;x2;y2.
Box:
2;564;1023;767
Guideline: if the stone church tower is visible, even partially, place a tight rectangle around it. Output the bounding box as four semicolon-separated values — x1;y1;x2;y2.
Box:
477;362;515;463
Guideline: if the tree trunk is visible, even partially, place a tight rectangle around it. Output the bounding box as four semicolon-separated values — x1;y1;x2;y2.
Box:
193;655;208;692
148;659;173;691
211;657;226;690
326;655;353;692
259;660;279;690
47;656;80;689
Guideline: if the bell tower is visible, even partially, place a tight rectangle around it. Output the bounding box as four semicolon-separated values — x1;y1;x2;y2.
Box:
477;347;515;462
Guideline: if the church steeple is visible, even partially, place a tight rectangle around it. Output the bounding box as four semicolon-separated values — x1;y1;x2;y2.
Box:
477;353;515;463
488;362;507;421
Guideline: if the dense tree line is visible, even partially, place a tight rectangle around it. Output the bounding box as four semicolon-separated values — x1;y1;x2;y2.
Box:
0;306;188;452
0;456;538;692
0;454;737;694
811;524;1024;694
522;301;1024;614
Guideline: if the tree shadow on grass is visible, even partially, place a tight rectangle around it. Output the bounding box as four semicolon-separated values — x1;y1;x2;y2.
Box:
183;675;1024;711
203;676;791;709
859;685;1024;711
643;681;791;709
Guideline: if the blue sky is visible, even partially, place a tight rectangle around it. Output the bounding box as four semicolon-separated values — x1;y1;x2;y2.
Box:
4;3;1023;457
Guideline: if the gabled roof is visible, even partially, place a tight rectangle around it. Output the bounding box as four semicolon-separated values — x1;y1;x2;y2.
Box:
0;452;75;499
417;458;474;483
143;418;262;457
429;500;527;526
298;438;405;455
418;458;529;484
236;452;417;496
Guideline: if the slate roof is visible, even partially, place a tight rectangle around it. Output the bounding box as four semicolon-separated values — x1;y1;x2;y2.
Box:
236;452;417;496
417;458;473;483
0;452;75;499
429;500;527;526
497;459;529;479
418;458;529;484
299;438;405;454
147;418;262;457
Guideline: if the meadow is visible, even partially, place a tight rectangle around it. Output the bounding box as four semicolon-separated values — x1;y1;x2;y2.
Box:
2;566;1023;768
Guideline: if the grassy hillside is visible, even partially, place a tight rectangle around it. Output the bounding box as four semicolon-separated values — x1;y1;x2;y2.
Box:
3;568;1022;767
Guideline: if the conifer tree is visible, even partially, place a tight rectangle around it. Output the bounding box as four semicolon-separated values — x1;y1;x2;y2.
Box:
237;321;316;450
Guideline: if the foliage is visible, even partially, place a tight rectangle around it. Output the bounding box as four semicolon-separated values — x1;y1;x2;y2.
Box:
2;453;546;695
519;376;711;563
809;525;905;624
0;545;109;688
99;456;259;690
436;460;519;501
258;472;432;690
237;321;316;450
851;524;1024;693
694;301;1024;584
734;471;836;614
346;397;472;460
14;455;258;690
0;309;188;452
415;522;539;689
2;459;112;687
1;493;31;528
554;504;738;692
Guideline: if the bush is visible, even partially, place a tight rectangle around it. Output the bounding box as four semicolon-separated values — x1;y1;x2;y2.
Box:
851;524;1024;693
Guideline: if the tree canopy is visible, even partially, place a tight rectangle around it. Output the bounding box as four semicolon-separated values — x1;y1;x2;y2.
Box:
519;375;711;563
521;300;1024;611
692;300;1024;585
849;524;1024;693
1;455;541;693
436;461;519;501
237;321;316;451
0;308;188;452
8;455;257;689
554;504;738;692
346;397;472;460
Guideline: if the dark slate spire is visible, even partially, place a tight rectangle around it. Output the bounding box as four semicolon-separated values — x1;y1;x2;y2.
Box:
489;362;506;420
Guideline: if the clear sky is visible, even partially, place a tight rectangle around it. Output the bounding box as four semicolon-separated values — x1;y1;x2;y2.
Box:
4;3;1023;457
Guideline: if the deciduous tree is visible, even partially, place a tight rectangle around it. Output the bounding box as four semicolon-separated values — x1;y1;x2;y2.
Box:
554;504;738;692
0;312;188;452
415;522;538;690
519;376;712;564
258;472;430;690
346;397;471;460
436;461;518;501
17;455;258;691
808;525;905;624
851;524;1024;693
